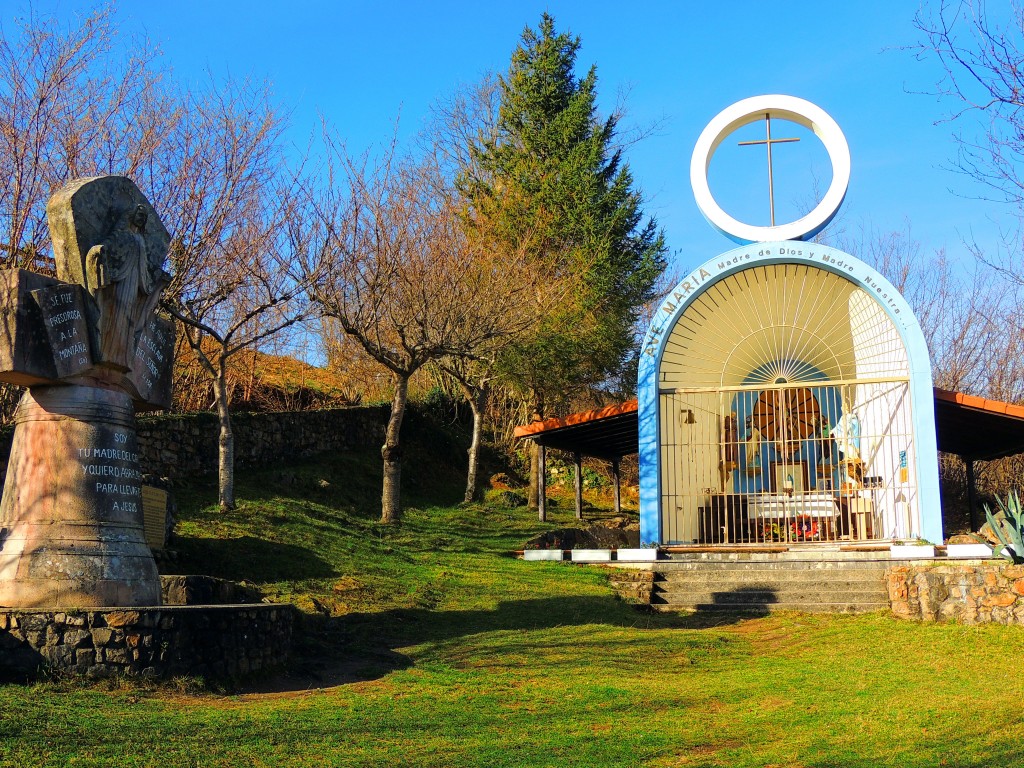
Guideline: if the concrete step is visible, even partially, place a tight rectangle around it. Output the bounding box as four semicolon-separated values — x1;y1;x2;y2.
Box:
652;575;888;590
607;553;897;614
651;560;890;572
656;583;886;596
650;600;888;614
648;556;889;615
655;589;888;606
661;549;891;562
657;570;885;585
651;587;888;604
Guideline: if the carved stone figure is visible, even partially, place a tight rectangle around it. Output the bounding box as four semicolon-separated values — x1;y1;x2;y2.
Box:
85;204;163;369
49;176;170;373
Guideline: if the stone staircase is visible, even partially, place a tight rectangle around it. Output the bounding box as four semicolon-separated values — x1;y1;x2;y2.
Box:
611;551;891;614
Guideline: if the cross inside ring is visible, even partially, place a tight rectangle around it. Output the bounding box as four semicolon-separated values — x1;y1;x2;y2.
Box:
690;95;851;245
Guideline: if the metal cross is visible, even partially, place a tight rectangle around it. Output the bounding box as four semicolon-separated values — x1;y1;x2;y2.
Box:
738;113;800;227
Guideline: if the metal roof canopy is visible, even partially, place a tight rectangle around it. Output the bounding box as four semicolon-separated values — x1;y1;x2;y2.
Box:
513;400;639;460
933;389;1024;461
515;388;1024;463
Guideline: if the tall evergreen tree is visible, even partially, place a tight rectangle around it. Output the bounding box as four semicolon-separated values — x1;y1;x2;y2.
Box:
460;13;667;505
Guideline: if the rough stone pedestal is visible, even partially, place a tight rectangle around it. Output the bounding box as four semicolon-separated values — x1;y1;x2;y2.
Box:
0;385;159;608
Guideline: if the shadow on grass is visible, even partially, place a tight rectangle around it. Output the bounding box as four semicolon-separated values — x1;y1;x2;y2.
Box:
169;536;337;584
241;592;758;693
229;420;469;514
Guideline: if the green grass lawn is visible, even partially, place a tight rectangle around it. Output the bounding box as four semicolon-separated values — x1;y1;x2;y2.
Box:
2;442;1024;767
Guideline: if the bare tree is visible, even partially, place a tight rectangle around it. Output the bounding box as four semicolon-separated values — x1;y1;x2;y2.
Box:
837;222;1014;393
424;74;501;185
914;1;1024;287
300;133;552;522
0;7;317;507
149;78;311;511
0;6;171;270
915;2;1024;207
425;83;575;503
434;357;495;503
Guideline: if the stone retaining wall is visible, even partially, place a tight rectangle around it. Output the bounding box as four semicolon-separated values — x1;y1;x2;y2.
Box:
607;568;655;605
607;560;1024;625
135;406;388;479
0;405;388;481
0;604;295;681
160;574;263;606
886;562;1024;625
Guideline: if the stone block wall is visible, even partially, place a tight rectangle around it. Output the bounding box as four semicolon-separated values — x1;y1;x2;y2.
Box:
0;405;388;481
133;405;387;479
0;604;295;681
886;562;1024;624
607;568;655;604
160;574;263;606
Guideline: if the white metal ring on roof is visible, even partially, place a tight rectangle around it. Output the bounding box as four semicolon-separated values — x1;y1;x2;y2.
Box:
689;95;851;244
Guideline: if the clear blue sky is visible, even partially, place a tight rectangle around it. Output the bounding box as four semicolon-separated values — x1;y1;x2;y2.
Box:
13;0;1009;274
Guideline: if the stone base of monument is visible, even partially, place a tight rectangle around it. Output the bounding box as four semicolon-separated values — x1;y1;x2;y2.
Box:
0;385;161;608
0;576;295;681
0;176;294;682
0;175;178;612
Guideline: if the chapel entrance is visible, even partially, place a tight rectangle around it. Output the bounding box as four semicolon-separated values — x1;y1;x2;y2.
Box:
655;262;919;546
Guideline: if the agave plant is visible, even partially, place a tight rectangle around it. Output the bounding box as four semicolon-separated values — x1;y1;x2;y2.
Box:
984;491;1024;564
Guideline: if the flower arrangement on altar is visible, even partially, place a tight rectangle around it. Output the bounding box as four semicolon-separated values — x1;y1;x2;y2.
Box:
761;521;783;541
791;515;819;541
760;516;821;542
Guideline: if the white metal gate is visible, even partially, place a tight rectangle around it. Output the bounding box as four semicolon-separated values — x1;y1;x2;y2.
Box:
659;379;918;545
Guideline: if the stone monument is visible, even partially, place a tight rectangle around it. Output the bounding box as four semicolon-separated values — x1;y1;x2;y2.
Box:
0;176;174;608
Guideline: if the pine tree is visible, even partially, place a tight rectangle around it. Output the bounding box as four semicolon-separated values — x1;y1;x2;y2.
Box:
460;13;666;505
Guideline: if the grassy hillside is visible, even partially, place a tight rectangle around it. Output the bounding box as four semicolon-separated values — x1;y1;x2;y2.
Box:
2;418;1024;767
173;346;362;412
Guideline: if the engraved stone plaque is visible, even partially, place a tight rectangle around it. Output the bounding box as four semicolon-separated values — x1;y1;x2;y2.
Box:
0;269;62;386
31;283;92;378
128;314;174;411
0;386;159;608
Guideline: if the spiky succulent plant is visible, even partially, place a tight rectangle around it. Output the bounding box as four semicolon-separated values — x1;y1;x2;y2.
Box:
984;491;1024;564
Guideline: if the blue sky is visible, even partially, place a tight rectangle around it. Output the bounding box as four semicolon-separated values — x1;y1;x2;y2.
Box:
12;1;1010;274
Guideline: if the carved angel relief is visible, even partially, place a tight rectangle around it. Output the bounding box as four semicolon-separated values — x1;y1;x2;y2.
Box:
44;176;173;404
